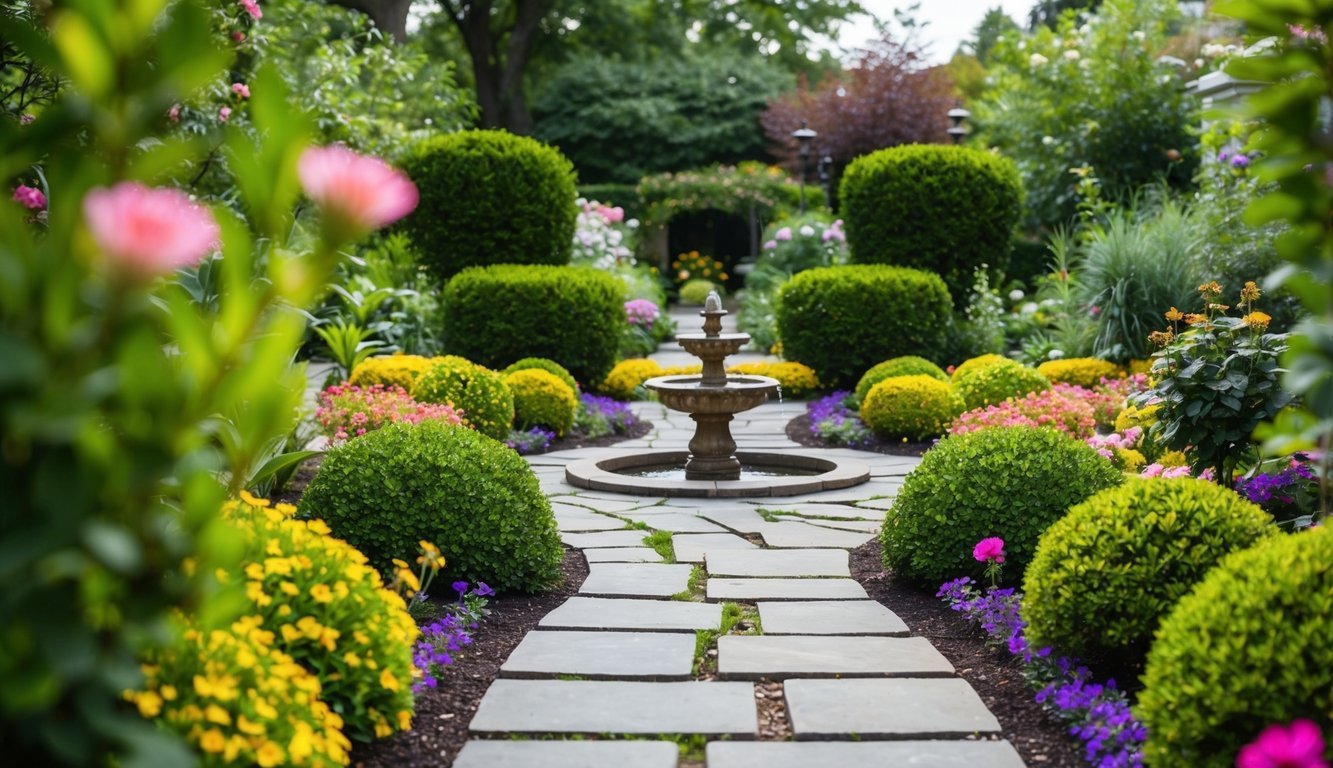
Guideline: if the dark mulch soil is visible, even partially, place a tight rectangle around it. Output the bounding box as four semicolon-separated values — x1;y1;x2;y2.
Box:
351;548;590;768
542;417;652;452
785;412;933;457
850;541;1084;767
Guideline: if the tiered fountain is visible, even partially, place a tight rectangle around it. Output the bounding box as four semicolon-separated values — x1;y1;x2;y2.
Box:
565;292;869;497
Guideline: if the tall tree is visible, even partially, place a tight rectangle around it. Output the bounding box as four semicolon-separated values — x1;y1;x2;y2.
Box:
964;6;1020;64
326;0;413;42
1027;0;1102;30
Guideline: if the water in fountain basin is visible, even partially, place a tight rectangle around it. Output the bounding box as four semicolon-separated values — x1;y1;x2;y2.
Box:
621;462;822;480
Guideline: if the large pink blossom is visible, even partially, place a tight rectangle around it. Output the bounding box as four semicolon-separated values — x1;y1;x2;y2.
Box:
1236;719;1328;768
82;183;219;277
239;0;261;20
973;537;1006;564
13;184;46;210
231;82;250;99
298;145;418;236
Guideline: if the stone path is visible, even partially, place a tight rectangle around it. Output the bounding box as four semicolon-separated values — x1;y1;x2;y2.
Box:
453;322;1024;767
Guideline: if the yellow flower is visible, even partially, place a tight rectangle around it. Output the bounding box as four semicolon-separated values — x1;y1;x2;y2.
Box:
1240;280;1261;303
304;518;330;535
237;714;265;735
131;691;162;718
204;703;232;725
380;668;400;692
278;581;299;596
160;685;177;701
1184;313;1207;325
255;741;285;767
199;729;226;754
1244;311;1272;329
310;583;333;603
397;709;413;730
1164;307;1183;322
239;490;271;508
1197;281;1223;298
288;725;314;762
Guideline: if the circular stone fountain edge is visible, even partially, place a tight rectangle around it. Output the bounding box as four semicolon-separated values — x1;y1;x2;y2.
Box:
564;451;871;498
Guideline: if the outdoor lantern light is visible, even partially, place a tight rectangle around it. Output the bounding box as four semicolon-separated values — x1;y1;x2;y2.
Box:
818;154;834;209
793;121;818;212
947;105;971;144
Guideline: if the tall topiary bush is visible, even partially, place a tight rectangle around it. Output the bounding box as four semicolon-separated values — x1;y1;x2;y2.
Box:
840;144;1022;305
775;265;951;389
441;265;625;387
299;421;563;592
400;130;577;280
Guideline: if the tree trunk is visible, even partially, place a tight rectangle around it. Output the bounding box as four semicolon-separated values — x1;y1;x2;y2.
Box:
325;0;413;43
444;0;552;134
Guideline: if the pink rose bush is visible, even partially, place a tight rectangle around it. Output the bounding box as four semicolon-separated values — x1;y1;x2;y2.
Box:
298;144;419;239
82;182;219;277
316;384;462;443
624;298;660;328
12;184;46;210
1236;719;1329;768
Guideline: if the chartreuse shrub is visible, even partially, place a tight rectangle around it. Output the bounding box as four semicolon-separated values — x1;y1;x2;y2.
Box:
1022;479;1276;675
505;369;578;436
599;359;664;400
1139;527;1333;768
400;130;576;279
1036;357;1122;388
883;427;1122;586
504;357;581;395
840;144;1022;305
679;278;722;305
952;357;1050;410
727;361;821;399
854;356;949;403
350;354;444;390
950;353;1007;380
775;265;951;389
411;358;514;440
441;265;625;387
861;375;965;442
300;421;563;592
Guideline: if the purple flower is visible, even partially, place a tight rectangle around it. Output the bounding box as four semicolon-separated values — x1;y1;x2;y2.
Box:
1232;154;1251;169
474;582;494;597
452;580;469;595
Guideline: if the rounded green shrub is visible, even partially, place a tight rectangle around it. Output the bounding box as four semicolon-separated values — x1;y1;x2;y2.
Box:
411;358;515;441
861;375;965;442
840;144;1023;305
400;130;577;280
504;357;581;395
775;265;951;389
299;421;563;592
883;426;1123;586
679;278;722;305
1023;478;1277;674
441;265;626;387
1139;527;1333;768
855;356;950;403
506;368;578;437
950;353;1008;380
952;357;1050;410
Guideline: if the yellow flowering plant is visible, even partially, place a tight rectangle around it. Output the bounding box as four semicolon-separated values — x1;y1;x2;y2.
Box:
598;359;664;400
727;361;822;399
671;250;728;286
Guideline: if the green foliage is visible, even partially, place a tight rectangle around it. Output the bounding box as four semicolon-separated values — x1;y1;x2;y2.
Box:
883;427;1123;586
855;356;951;403
642;530;676;563
313;318;385;379
679;278;722;305
637;162;804;230
533;52;792;185
400;130;577;280
1139;526;1333;768
840;144;1023;305
299;421;563;592
775;265;952;389
441;265;626;387
861;375;966;442
503;357;581;395
1022;478;1277;675
577;184;642;218
505;369;578;437
951;357;1051;410
411;359;515;441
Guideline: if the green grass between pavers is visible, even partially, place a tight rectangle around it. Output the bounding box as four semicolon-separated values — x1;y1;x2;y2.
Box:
642;530;675;563
671;565;706;601
692;602;765;677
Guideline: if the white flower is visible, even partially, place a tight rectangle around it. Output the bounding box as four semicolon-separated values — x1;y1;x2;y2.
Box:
799;225;815;237
1132;30;1146;41
1048;349;1066;360
1029;53;1049;67
1009;289;1025;301
1021;302;1039;315
1194;58;1205;68
1063;49;1080;61
1202;43;1228;58
1042;136;1055;146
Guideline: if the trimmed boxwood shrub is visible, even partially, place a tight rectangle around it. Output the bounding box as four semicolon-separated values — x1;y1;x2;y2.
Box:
775;265;951;389
299;421;563;592
350;354;445;390
679;278;722;305
442;265;625;387
952;357;1050;410
883;426;1122;586
411;358;515;441
400;130;577;280
506;369;578;436
950;353;1007;380
860;375;965;442
504;357;581;394
1022;478;1277;675
854;356;950;403
1036;357;1123;388
1139;527;1333;768
840;144;1023;305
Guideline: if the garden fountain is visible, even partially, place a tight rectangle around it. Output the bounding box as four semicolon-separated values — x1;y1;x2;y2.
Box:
565;292;869;497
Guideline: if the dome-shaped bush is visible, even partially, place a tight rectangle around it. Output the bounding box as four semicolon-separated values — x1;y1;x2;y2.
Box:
506;368;578;436
299;421;563;592
855;356;950;403
1023;478;1276;675
400;130;577;279
840;144;1023;306
950;353;1007;380
861;375;965;442
599;359;663;400
411;359;514;440
504;357;581;395
1036;357;1123;388
679;278;722;305
952;358;1050;410
727;361;821;399
775;265;951;389
349;354;442;391
1139;527;1333;768
883;426;1122;586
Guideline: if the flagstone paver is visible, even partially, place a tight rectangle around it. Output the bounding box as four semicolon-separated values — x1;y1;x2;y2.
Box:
579;563;694;598
670;532;757;563
582;547;665;563
469;680;758;735
752;522;876;549
717;635;954;679
705;548;850;578
454;740;680;768
539;597;722;632
785;678;1003;739
705;740;1028;768
500;630;695;680
706;577;869;601
560;530;652;549
758;600;909;636
552;514;627;532
616;511;731;533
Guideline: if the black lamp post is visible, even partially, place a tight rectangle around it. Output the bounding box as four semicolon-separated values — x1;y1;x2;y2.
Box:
817;154;833;210
792;121;817;212
947;106;971;145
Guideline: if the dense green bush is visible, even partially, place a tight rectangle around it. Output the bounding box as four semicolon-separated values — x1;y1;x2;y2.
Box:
1023;479;1277;675
860;375;965;442
411;358;515;441
1139;527;1333;768
952;357;1050;410
441;265;625;387
400;130;577;280
503;357;581;395
854;356;950;403
506;369;578;437
883;426;1122;586
299;421;563;592
775;265;951;389
840;145;1023;305
679;278;722;305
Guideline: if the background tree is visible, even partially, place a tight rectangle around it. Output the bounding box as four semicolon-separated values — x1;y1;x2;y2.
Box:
1028;0;1103;29
966;6;1021;63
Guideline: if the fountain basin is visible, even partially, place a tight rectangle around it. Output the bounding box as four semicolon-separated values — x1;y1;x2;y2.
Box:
644;374;779;415
564;451;870;498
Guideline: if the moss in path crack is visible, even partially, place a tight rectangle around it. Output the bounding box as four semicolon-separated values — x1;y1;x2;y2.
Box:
642;530;675;562
671;565;705;601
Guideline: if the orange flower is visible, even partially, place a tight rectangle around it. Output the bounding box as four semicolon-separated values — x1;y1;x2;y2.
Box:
1184;313;1207;325
1243;311;1272;329
1240;281;1261;303
1164;307;1184;322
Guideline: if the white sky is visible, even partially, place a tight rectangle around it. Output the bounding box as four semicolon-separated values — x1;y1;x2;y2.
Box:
837;0;1036;64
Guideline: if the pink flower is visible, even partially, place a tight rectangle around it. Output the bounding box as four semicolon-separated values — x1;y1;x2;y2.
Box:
218;106;231;123
1236;719;1328;768
763;240;777;251
239;0;261;20
13;184;46;211
1141;463;1165;478
775;226;793;241
973;537;1005;564
232;31;246;42
298;144;419;235
232;82;250;99
82;183;220;277
20;113;34;125
168;104;181;123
